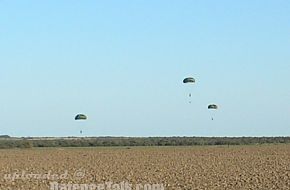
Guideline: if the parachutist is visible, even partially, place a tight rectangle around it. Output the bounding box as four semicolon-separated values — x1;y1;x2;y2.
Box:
75;114;87;135
208;104;218;121
183;77;195;103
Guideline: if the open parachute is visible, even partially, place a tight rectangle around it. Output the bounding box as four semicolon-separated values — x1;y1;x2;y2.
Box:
183;77;195;103
208;104;218;110
75;114;87;135
75;114;87;120
208;104;218;120
183;77;195;84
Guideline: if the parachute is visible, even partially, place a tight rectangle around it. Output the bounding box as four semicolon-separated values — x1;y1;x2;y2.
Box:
183;77;195;103
208;104;218;110
75;114;87;134
75;114;87;120
208;104;218;120
183;77;195;84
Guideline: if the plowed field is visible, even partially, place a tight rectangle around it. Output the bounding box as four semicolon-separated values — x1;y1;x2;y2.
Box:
1;145;290;190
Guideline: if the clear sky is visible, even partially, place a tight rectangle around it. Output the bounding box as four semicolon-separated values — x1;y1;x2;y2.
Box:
0;0;289;137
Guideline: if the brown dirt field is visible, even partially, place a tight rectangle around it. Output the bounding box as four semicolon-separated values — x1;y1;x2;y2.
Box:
1;145;290;190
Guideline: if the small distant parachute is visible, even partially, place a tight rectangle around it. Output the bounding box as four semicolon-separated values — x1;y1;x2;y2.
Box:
75;114;87;120
183;77;195;103
75;114;87;135
183;77;195;84
208;104;218;110
208;104;218;120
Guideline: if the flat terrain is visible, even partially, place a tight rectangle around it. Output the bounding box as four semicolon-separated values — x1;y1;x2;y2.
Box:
1;145;290;189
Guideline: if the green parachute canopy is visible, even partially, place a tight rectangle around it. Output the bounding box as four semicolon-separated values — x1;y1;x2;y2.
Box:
75;114;87;120
183;77;195;84
208;104;218;109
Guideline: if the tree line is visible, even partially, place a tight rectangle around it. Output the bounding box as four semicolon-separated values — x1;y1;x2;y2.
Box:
0;136;290;149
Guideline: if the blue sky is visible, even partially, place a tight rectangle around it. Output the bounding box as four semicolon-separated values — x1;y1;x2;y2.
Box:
0;0;289;137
